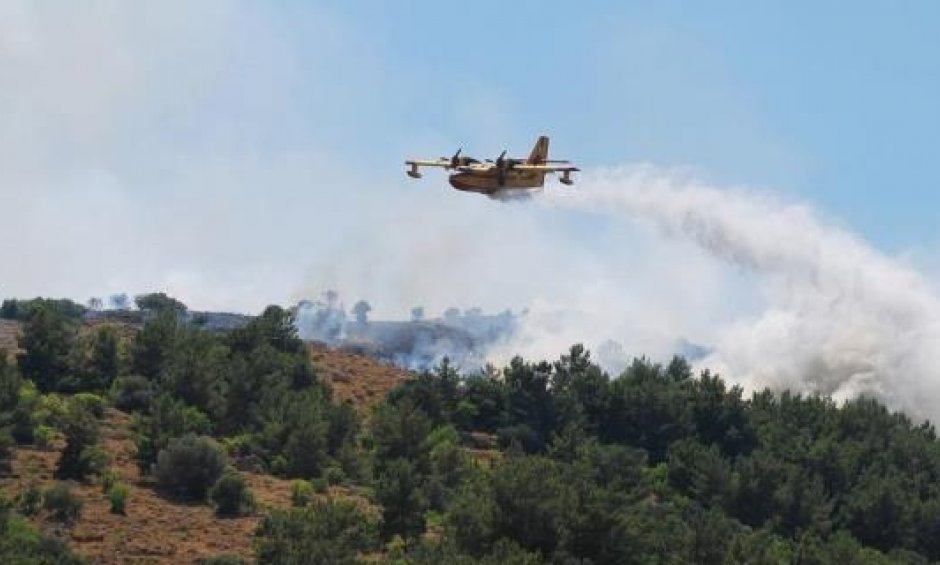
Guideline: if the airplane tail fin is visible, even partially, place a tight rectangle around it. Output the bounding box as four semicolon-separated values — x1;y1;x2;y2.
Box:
527;135;550;164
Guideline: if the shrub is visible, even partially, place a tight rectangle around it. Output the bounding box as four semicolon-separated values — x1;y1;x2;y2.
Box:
35;392;69;428
134;396;213;475
221;434;254;457
311;477;328;494
107;483;129;515
84;445;111;475
255;500;378;564
71;393;106;418
18;484;43;516
100;468;120;493
34;425;55;450
10;403;35;445
209;470;255;517
43;483;83;524
291;480;314;507
155;434;227;500
0;508;83;562
0;352;21;410
270;455;289;477
324;465;345;486
0;427;14;473
55;405;108;481
110;375;154;413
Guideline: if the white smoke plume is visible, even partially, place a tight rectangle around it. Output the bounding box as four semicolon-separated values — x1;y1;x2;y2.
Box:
537;166;940;422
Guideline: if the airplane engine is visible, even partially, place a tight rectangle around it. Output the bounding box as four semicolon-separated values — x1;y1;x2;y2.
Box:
407;163;422;179
559;170;574;185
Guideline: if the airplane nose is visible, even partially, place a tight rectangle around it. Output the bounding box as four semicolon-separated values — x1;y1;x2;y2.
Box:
448;174;471;191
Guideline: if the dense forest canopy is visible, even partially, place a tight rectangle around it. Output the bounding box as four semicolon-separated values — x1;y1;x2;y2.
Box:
1;297;939;563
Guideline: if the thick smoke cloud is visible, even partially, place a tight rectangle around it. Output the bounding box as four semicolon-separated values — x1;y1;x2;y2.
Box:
293;291;517;372
539;166;940;422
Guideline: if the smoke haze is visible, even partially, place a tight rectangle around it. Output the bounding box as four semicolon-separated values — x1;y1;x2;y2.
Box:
538;167;940;422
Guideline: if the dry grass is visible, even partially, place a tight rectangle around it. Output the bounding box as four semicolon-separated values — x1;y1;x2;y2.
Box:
0;319;21;359
81;320;140;342
310;342;413;416
2;409;270;562
0;408;376;564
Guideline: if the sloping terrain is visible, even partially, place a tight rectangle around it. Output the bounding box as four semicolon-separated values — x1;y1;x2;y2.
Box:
1;408;299;563
1;408;376;563
309;342;413;415
0;321;408;562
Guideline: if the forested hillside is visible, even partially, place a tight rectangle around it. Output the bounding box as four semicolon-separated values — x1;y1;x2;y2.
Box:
1;296;939;563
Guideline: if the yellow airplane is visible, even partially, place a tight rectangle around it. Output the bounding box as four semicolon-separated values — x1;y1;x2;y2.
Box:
405;135;579;195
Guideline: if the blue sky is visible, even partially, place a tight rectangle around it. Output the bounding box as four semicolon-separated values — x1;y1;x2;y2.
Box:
289;0;940;250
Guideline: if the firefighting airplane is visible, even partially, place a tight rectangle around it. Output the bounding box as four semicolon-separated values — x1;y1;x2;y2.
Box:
405;136;579;195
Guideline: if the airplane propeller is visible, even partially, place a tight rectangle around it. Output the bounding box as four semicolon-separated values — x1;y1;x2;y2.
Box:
495;150;507;169
450;148;462;168
495;150;508;186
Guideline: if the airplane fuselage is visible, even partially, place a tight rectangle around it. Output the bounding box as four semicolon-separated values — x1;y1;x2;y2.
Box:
405;135;577;194
448;170;546;194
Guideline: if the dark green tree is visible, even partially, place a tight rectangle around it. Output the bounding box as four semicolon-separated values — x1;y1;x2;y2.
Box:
16;306;75;393
840;472;915;552
135;395;212;474
131;310;181;380
371;399;432;475
134;292;187;315
602;357;693;462
376;458;428;541
0;351;21;467
501;357;556;452
1;297;86;321
446;477;498;556
666;439;732;508
551;344;610;435
160;327;228;420
88;326;121;390
228;305;305;356
255;500;378;564
490;455;566;555
54;402;106;480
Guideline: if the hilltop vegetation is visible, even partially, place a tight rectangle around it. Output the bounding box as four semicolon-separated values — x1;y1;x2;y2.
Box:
1;295;940;562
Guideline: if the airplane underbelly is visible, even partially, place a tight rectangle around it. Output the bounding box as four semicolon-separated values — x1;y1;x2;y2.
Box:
449;171;545;192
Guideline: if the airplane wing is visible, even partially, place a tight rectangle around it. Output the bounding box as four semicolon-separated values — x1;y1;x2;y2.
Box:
406;157;493;179
512;164;580;172
513;163;580;185
405;159;452;168
454;162;494;172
